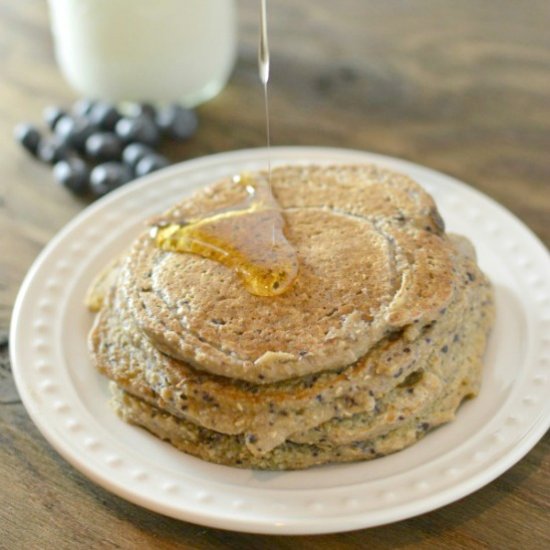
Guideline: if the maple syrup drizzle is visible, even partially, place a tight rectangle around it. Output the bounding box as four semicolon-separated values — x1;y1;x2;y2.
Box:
152;3;298;297
152;175;298;297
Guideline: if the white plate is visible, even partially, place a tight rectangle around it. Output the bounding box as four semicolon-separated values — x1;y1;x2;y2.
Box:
11;147;550;535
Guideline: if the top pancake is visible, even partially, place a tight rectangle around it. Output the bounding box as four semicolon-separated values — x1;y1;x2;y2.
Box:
121;164;457;383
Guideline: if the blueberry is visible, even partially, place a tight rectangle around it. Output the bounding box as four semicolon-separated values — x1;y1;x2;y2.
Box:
122;143;155;169
115;116;160;146
135;154;169;177
89;162;132;197
43;106;66;130
37;137;72;164
55;115;96;150
156;104;197;140
88;102;121;130
53;158;89;195
13;123;41;156
72;98;96;117
128;102;157;119
85;132;123;161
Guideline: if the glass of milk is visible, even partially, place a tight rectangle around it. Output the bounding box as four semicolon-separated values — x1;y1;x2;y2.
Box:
47;0;237;106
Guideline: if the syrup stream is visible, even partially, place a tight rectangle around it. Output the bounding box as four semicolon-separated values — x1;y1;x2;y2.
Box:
259;0;271;184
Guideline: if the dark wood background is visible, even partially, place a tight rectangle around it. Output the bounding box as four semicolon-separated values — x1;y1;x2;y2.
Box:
1;0;548;548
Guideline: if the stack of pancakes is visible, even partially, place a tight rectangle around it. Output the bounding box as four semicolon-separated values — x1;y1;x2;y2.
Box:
88;164;494;470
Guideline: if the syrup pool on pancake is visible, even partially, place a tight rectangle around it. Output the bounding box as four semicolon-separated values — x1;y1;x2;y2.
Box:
151;173;298;297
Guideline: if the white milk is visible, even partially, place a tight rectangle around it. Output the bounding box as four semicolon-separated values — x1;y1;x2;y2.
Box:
47;0;237;106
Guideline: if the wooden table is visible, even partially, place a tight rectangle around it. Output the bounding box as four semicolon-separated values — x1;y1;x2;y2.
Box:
1;0;548;547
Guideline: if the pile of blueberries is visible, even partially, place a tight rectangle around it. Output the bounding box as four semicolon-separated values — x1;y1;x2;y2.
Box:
14;100;198;198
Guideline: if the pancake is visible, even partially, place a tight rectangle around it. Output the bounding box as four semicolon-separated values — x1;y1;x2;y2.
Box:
87;163;495;469
121;165;457;384
110;360;478;470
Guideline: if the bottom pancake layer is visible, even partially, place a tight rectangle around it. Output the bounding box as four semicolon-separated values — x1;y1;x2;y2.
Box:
110;360;478;470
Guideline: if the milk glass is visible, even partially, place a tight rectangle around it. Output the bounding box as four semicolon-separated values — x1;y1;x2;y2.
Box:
47;0;237;106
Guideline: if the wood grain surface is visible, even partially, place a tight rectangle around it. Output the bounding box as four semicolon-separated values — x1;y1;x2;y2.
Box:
1;0;549;548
